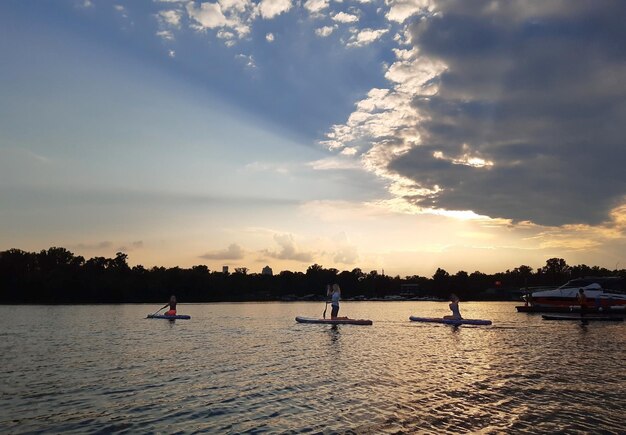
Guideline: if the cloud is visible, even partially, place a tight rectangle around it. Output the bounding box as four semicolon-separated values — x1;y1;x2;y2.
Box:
113;4;129;19
157;9;183;27
308;156;362;171
258;0;292;19
156;30;175;40
200;243;245;260
315;26;335;37
116;241;145;252
186;2;230;29
332;232;359;264
334;245;359;264
332;11;359;23
185;0;253;42
385;0;434;23
304;0;329;15
347;28;388;47
262;234;313;262
266;32;275;42
324;1;626;227
0;148;51;170
74;241;113;250
219;0;250;13
235;53;256;68
244;161;292;174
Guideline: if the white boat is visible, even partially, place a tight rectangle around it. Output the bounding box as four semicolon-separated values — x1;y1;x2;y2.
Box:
524;277;626;309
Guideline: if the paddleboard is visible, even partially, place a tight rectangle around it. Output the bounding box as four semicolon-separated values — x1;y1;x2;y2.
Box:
295;316;373;325
409;316;492;326
542;315;623;321
147;314;191;320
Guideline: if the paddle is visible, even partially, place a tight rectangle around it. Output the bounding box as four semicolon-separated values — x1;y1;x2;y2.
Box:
323;284;330;319
150;305;166;317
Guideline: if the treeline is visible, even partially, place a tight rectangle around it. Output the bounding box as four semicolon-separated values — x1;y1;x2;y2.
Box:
1;247;625;303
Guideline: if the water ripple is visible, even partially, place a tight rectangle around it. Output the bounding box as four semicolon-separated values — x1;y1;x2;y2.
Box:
0;302;624;433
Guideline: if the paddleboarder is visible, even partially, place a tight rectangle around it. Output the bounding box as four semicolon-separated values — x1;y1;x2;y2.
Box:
328;284;341;319
444;294;462;320
160;295;177;316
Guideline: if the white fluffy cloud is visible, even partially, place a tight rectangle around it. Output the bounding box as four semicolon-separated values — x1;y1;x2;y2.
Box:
304;0;329;15
332;11;359;23
315;25;335;37
150;0;426;48
257;0;292;19
347;28;388;47
186;2;230;29
385;0;434;23
185;0;253;42
219;0;250;13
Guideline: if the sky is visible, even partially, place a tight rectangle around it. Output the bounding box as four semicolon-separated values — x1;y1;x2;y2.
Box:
1;0;625;277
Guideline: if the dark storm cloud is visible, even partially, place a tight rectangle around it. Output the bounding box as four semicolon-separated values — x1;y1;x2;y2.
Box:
389;0;626;225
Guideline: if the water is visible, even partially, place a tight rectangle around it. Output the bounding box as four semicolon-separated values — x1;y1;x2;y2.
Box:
1;302;624;434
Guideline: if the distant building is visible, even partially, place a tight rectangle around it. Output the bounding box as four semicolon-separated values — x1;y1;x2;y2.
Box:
262;265;273;276
222;266;229;274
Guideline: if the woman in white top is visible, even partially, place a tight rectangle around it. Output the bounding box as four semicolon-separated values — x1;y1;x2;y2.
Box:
328;284;341;319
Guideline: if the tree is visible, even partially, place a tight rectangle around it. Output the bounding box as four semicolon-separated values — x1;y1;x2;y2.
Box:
542;258;570;285
37;247;84;271
432;268;451;295
110;252;130;270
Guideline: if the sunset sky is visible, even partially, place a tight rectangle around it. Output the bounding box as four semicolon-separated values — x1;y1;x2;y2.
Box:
1;0;625;276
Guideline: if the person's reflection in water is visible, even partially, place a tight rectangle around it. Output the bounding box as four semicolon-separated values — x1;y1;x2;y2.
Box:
577;288;587;319
327;324;340;344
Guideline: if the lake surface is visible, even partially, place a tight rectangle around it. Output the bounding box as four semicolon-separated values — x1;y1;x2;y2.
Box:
1;302;624;433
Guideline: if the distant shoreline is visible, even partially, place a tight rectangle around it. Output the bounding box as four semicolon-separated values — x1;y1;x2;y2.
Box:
0;298;521;305
2;247;624;305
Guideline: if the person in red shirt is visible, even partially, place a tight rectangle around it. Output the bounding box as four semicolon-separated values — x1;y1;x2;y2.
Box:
160;295;177;316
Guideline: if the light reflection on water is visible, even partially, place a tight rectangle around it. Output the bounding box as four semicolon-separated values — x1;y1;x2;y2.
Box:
1;302;624;433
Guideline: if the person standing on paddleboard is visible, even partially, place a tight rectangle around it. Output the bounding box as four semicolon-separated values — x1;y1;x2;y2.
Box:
328;284;341;319
444;294;462;320
160;295;177;316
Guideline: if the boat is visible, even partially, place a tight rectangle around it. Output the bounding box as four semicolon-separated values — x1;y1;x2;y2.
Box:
516;305;626;313
521;277;626;310
542;314;623;322
409;316;492;326
295;316;373;325
147;314;191;320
